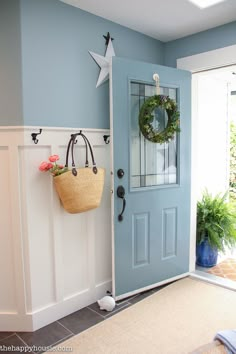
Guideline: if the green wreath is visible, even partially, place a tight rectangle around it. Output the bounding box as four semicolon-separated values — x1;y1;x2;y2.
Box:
139;95;180;144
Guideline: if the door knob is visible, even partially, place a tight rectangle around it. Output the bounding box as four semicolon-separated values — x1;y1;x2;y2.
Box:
117;186;126;221
117;185;125;198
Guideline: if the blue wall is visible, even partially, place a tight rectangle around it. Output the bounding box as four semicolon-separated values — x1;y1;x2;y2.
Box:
0;0;23;125
2;0;236;128
20;0;164;129
164;21;236;68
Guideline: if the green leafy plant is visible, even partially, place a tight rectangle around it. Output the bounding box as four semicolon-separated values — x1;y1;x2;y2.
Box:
197;190;236;252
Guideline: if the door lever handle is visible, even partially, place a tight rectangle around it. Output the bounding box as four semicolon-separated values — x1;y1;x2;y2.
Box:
117;186;126;221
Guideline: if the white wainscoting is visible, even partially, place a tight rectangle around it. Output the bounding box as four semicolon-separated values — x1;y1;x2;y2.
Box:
0;126;111;331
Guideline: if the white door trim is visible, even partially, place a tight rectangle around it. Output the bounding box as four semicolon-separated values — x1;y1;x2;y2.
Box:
177;44;236;273
177;44;236;73
109;60;116;298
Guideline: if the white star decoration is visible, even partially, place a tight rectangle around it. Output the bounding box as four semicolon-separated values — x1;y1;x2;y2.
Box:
89;38;115;88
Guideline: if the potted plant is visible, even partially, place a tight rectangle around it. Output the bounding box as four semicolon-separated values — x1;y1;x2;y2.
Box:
196;190;236;267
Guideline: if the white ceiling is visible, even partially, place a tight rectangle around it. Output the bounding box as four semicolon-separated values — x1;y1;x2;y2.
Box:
60;0;236;42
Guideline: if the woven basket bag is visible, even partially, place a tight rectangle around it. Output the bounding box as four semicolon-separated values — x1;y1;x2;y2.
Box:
54;132;105;214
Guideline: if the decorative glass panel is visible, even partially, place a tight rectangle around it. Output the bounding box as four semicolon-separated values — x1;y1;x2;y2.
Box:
130;82;178;189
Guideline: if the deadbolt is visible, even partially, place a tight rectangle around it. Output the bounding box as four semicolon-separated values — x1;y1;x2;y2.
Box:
117;169;125;179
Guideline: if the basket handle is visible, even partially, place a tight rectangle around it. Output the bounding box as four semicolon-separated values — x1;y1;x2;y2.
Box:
79;132;98;174
65;137;73;168
64;135;88;173
65;131;98;176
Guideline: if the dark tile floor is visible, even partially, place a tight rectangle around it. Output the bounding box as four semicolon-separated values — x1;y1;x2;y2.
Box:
0;285;165;354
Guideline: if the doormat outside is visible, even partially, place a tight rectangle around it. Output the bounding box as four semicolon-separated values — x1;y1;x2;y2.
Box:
47;277;236;354
207;258;236;281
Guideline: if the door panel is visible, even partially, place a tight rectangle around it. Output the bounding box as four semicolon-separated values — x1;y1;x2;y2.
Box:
110;57;191;298
162;207;177;258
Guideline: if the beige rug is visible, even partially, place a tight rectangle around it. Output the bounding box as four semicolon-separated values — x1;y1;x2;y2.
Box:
49;278;236;354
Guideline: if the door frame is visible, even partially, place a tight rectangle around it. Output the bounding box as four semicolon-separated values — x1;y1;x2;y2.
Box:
177;44;236;274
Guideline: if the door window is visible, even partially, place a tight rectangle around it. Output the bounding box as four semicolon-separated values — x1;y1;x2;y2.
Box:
130;82;178;189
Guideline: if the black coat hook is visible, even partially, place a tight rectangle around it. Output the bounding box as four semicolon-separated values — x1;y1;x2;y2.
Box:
103;135;110;144
71;130;83;144
31;129;42;144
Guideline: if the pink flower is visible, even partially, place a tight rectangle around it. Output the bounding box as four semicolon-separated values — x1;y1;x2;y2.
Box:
39;161;51;171
39;154;67;177
49;154;59;162
47;163;53;169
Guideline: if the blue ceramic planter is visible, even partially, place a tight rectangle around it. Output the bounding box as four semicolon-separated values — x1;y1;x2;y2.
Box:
196;239;218;267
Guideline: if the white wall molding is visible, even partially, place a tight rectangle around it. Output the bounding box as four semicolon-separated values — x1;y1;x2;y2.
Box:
0;126;110;132
0;126;111;331
177;44;236;72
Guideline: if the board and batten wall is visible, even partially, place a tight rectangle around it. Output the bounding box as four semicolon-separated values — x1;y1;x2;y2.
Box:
0;126;111;331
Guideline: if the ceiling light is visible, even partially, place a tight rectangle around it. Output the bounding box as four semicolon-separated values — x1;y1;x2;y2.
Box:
188;0;226;9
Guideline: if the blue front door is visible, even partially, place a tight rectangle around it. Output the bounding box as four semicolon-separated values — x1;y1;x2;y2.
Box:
110;57;191;299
